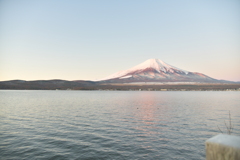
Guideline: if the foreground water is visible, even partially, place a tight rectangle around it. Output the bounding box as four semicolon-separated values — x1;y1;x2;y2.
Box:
0;90;240;160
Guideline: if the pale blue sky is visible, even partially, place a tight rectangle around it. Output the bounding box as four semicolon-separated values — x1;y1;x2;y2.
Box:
0;0;240;81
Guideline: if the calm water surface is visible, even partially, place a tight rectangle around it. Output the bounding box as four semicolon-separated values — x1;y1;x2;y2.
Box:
0;90;240;160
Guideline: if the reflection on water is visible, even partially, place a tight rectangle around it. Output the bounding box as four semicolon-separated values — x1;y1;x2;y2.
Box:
0;91;240;160
134;92;158;122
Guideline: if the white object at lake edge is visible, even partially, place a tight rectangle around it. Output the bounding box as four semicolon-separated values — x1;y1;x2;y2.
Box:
206;134;240;160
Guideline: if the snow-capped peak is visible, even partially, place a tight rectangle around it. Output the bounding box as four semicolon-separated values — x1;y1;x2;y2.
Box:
97;59;189;81
130;59;188;74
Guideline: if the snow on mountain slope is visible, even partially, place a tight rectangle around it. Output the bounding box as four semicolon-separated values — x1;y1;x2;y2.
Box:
96;59;218;83
99;59;188;81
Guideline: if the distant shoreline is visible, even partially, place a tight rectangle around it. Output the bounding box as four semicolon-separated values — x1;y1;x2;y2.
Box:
0;80;240;91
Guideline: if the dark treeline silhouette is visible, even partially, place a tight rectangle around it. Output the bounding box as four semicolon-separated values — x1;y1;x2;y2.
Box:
0;80;240;91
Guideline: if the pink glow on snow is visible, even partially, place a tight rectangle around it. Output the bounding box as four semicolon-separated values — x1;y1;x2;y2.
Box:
97;59;189;81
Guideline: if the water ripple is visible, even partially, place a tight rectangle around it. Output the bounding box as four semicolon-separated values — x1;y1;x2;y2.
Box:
0;91;240;159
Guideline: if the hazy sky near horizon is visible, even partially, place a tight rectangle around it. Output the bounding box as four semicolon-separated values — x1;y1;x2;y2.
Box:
1;0;240;81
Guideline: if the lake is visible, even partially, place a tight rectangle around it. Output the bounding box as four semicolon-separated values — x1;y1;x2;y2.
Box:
0;90;240;160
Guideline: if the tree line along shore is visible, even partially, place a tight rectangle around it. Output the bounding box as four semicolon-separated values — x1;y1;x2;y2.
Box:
0;80;240;91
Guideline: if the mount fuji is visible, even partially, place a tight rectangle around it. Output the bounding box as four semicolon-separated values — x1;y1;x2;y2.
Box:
97;59;223;83
1;59;238;90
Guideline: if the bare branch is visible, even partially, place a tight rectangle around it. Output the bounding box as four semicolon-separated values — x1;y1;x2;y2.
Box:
224;120;230;134
217;125;223;134
217;110;233;135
